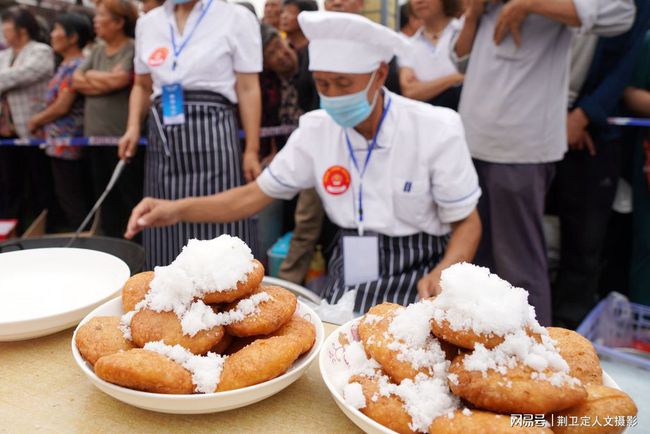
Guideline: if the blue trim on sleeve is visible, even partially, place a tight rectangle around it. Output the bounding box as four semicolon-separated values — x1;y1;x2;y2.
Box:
436;186;481;205
267;166;297;190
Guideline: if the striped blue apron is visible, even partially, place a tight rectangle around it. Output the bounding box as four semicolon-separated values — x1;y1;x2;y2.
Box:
322;228;449;313
143;90;257;268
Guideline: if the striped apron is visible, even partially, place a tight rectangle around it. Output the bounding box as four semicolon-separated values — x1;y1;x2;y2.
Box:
144;90;256;269
322;228;449;313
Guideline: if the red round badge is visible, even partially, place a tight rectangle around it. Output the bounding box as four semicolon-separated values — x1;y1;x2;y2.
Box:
148;47;169;67
323;166;351;195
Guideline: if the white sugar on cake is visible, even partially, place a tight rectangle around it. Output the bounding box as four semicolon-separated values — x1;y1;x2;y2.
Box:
172;235;256;295
462;329;580;386
432;262;543;336
386;299;449;377
144;341;225;393
376;373;459;432
119;236;266;339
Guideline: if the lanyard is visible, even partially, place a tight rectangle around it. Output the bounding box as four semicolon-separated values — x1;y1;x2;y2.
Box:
344;95;392;236
169;0;213;71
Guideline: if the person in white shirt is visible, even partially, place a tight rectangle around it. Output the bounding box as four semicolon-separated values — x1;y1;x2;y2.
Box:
399;0;464;110
124;11;481;314
118;0;263;268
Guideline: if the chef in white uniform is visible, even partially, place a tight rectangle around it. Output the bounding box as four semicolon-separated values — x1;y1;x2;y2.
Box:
125;11;482;313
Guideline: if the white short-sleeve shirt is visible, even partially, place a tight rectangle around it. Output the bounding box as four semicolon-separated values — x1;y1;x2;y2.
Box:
398;19;461;81
257;91;481;237
134;0;262;103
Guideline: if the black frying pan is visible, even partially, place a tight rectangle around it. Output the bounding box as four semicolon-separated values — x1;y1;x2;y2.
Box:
0;235;145;275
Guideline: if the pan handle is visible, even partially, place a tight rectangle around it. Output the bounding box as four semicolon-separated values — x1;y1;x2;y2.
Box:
0;241;25;253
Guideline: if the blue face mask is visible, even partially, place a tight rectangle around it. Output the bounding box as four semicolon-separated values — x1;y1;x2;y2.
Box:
172;0;193;4
319;71;379;128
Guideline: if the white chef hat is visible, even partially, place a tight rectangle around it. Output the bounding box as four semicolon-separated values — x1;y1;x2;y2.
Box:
298;11;406;74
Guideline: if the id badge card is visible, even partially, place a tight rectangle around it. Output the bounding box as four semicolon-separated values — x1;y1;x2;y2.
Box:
161;82;185;125
343;235;379;286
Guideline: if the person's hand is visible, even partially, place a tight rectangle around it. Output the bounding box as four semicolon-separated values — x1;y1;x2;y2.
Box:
567;108;592;152
494;0;532;46
27;117;39;134
464;0;493;22
579;130;597;156
124;197;181;239
243;151;262;183
118;127;140;160
417;265;444;299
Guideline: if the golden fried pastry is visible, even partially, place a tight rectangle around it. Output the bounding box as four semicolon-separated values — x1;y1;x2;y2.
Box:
130;309;225;355
225;286;297;337
210;333;233;354
439;339;463;362
429;410;553;434
269;315;316;355
547;327;602;385
358;303;428;384
216;336;303;391
552;385;638;434
225;336;258;355
431;318;505;350
448;354;587;414
349;375;415;434
95;349;194;394
75;316;135;366
121;271;154;312
201;259;264;304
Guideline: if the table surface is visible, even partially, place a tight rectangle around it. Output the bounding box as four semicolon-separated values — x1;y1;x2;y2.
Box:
0;323;362;434
2;325;648;434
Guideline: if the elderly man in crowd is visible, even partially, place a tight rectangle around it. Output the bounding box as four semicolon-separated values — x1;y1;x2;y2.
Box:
453;0;636;326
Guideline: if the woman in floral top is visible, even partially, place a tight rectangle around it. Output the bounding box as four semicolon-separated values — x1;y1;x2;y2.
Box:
28;12;93;229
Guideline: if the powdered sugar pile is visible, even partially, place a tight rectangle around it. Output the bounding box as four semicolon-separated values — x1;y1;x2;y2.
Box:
432;263;543;336
370;373;459;432
144;341;226;393
463;329;580;386
385;300;449;377
172;236;256;294
343;382;366;410
337;339;381;388
340;312;459;432
119;235;265;339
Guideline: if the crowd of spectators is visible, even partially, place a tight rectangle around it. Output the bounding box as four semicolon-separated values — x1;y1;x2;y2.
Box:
0;0;649;326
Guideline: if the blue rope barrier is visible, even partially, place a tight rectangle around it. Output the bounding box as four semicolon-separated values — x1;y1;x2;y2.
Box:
0;125;298;147
607;117;650;127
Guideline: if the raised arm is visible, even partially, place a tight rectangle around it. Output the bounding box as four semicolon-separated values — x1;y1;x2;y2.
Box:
124;181;274;239
236;72;262;183
494;0;635;46
453;0;491;59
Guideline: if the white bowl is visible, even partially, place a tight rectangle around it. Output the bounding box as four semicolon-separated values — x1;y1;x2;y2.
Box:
320;318;624;434
0;248;130;341
72;296;324;414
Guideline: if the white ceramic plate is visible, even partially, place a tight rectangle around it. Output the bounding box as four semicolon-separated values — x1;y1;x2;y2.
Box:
71;296;325;414
320;318;623;434
0;248;130;341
